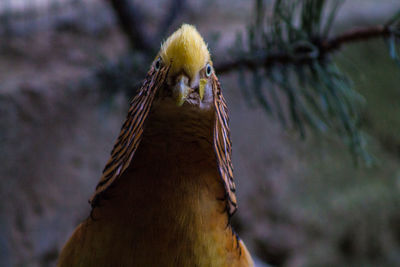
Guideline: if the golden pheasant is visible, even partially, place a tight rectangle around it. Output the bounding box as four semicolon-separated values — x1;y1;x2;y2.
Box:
58;24;254;267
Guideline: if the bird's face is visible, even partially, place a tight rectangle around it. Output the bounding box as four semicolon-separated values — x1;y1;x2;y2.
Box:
154;25;214;110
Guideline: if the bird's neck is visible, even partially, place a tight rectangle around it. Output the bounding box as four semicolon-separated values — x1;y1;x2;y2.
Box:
115;102;225;222
90;103;235;265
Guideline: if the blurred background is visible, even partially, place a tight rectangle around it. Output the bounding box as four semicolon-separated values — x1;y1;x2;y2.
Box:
1;0;400;266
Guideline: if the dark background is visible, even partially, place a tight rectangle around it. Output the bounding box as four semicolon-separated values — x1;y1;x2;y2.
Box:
1;0;400;266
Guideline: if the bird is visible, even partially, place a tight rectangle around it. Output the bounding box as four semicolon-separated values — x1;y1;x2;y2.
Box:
57;24;254;267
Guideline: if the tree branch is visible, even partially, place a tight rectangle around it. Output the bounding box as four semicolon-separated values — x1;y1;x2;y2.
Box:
322;25;390;51
156;0;186;40
108;0;155;52
215;25;392;74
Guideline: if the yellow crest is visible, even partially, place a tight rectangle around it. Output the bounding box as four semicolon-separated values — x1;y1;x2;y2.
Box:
160;24;211;80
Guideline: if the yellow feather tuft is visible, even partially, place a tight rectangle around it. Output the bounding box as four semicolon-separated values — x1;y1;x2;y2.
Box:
160;24;210;80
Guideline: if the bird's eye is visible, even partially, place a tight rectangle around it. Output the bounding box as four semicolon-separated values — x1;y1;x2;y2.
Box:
155;58;162;71
205;64;212;77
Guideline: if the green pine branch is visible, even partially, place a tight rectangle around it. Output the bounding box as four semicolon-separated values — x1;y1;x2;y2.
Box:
213;0;400;164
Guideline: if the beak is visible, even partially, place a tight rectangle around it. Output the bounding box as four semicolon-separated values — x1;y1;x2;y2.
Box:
173;75;191;106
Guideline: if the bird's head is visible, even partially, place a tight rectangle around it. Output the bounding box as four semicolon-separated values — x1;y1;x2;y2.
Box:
153;24;214;109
